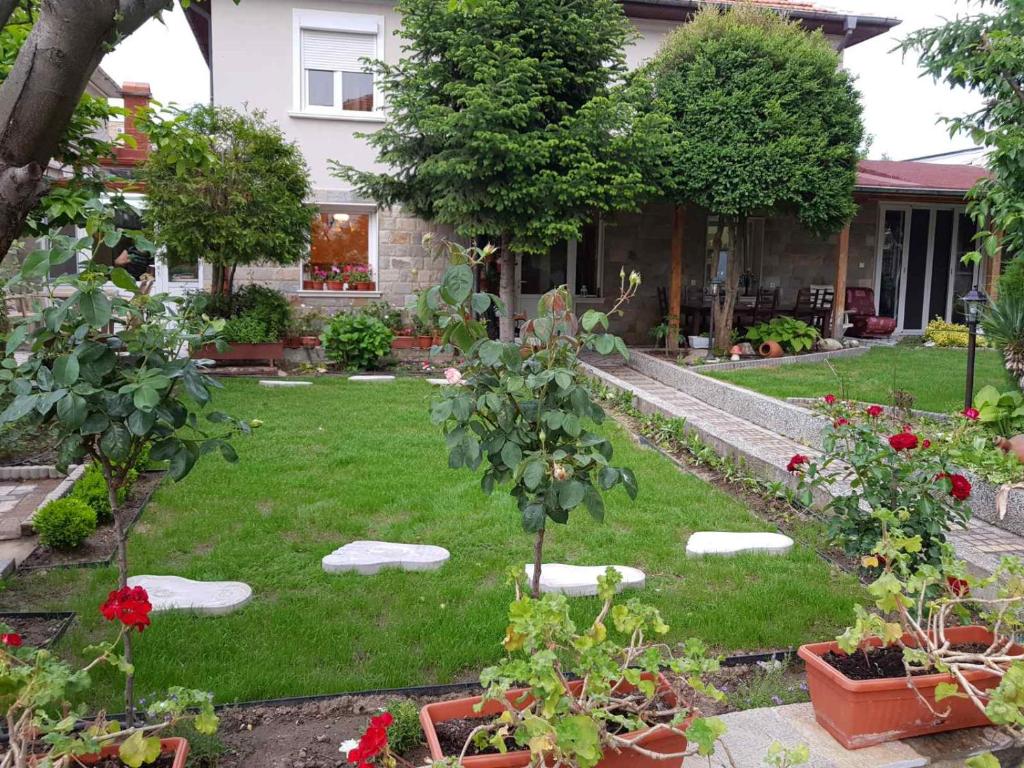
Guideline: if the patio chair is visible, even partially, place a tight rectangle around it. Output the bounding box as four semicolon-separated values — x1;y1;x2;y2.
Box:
752;287;779;324
844;287;897;338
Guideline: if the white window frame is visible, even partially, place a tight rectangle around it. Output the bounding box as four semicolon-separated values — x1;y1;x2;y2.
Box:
299;203;380;296
515;218;606;306
291;9;385;122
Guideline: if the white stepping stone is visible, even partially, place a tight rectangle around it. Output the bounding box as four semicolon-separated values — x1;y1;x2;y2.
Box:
426;378;448;385
685;531;794;558
524;564;646;597
348;375;395;382
127;575;252;616
259;380;312;388
322;540;450;575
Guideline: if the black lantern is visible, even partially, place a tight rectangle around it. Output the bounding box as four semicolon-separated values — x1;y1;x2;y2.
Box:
963;285;988;411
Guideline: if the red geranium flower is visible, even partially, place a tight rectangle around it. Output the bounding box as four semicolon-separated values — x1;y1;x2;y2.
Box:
1;633;22;647
787;454;809;473
946;576;970;597
937;472;972;501
100;586;153;633
888;432;919;451
348;712;394;767
833;417;849;428
866;405;884;418
824;394;836;405
922;439;932;449
962;407;980;421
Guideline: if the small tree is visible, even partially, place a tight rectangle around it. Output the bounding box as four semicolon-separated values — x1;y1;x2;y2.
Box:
645;4;863;350
425;238;639;597
142;105;314;299
1;194;252;721
337;0;668;340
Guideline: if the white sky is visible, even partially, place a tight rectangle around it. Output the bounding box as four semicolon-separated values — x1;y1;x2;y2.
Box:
101;0;987;162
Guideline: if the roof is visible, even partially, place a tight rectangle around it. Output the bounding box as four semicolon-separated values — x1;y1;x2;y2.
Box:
856;160;990;196
87;66;121;99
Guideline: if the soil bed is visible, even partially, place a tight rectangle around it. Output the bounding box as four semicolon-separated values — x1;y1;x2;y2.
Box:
93;754;174;768
0;422;59;467
19;472;164;571
822;643;990;680
0;612;73;647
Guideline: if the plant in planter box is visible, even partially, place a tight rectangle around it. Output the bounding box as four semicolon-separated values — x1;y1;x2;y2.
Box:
322;313;395;370
1;584;218;768
799;510;1024;750
344;265;374;289
744;316;819;354
360;301;404;333
790;395;971;569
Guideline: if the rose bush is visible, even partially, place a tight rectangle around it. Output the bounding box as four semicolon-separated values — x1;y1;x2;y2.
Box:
791;396;971;569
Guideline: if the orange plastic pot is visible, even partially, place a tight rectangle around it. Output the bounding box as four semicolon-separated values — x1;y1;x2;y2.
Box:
758;340;784;358
416;336;433;349
799;626;1013;749
33;737;189;768
420;674;690;767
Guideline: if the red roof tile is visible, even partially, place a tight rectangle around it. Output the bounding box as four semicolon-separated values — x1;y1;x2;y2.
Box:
856;160;989;194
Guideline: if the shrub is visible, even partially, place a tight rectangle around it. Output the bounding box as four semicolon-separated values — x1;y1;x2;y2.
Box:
359;301;404;333
34;497;97;550
222;313;274;344
321;313;394;370
185;285;292;343
381;700;423;754
230;284;292;341
923;317;989;348
744;316;819;353
999;257;1024;304
983;293;1024;390
71;464;136;524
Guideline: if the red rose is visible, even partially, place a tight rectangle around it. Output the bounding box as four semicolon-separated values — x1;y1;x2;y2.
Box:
833;417;849;428
1;633;22;647
962;407;980;421
101;586;153;633
824;394;837;405
937;472;971;501
888;432;919;451
787;454;809;473
866;405;884;418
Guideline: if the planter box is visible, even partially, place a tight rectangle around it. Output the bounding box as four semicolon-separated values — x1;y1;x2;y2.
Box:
420;674;689;767
195;342;284;366
33;738;188;768
799;626;1014;749
688;336;710;349
392;336;416;350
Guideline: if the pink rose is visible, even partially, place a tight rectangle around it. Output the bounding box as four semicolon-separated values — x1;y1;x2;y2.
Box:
444;368;462;385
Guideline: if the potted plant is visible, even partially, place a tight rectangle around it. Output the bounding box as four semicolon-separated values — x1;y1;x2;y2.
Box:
192;285;291;367
744;316;819;357
2;584;219;768
345;264;375;291
326;264;345;291
418;569;729;768
304;265;327;291
410;313;434;349
798;512;1024;750
287;308;327;349
687;333;710;349
392;327;416;350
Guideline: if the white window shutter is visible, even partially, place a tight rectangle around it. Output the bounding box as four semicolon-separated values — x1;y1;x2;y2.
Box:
301;29;376;73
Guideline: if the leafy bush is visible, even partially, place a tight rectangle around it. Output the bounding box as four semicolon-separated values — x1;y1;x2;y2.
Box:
744;316;819;353
34;497;97;550
71;463;136;524
230;284;292;340
222;313;275;344
972;384;1024;435
186;285;292;343
359;301;404;333
999;257;1024;304
321;313;394;370
983;293;1024;390
923;317;989;348
381;700;423;754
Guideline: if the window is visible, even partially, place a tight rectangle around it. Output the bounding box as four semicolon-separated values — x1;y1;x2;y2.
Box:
302;207;378;291
293;10;383;118
519;219;604;298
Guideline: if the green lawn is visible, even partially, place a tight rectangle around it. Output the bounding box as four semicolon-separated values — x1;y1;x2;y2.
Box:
708;346;1009;414
1;378;863;708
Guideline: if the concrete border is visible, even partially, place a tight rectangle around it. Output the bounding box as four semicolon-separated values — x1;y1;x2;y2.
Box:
20;464;85;536
685;344;869;373
0;465;70;481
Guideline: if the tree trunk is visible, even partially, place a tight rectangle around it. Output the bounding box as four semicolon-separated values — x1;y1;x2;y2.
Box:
713;217;744;352
531;528;545;599
498;235;516;342
0;0;176;263
106;473;135;727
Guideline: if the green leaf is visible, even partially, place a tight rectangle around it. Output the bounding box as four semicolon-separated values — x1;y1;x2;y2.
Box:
684;717;727;757
523;459;545;491
0;394;38;424
127;409;156;437
583;486;605;522
77;288;112;328
53;355;80;387
57;393;87;428
522;503;546;533
554;715;602;768
934;681;963;702
441;264;474;305
100;424;131;462
170;446;198;481
966;755;1001;768
82;412;111;435
132;385;160;412
580;310;607;332
620;468;638;500
4;324;28;356
194;709;219;735
500;440;523;470
109;267;138;292
118;731;162;768
219;441;239;463
558;480;586;510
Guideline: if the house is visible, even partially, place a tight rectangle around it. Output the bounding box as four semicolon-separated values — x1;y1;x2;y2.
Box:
184;0;996;340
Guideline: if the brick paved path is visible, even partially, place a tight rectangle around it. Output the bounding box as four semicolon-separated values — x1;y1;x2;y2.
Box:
0;477;61;540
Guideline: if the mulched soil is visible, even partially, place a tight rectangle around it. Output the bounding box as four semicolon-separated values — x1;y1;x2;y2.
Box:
19;471;165;570
0;613;70;647
0;423;60;466
822;643;990;680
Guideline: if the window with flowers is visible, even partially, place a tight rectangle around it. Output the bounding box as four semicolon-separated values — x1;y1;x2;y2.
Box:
302;208;378;291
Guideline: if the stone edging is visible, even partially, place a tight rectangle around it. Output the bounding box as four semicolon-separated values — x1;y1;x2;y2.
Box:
19;464;85;536
685;345;869;372
787;398;952;423
0;465;68;481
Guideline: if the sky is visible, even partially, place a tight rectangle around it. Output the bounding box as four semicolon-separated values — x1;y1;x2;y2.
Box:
101;0;987;162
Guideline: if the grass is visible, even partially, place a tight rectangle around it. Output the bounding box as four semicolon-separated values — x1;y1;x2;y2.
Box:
0;378;864;708
707;345;1009;414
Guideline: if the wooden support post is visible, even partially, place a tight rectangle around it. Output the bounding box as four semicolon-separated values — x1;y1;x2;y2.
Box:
668;205;685;350
986;230;1003;300
831;223;850;339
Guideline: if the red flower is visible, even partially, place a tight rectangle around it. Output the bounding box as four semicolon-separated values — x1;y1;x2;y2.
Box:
824;394;837;405
787;454;809;473
1;633;22;647
348;712;393;767
937;472;972;501
946;576;970;597
888;432;919;451
100;586;153;633
866;405;884;418
922;439;932;449
833;417;849;428
962;407;980;421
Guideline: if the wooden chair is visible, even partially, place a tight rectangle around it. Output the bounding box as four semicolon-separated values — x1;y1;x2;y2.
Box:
752;287;779;324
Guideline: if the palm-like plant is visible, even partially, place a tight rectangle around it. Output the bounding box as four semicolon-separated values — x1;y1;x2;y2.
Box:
983;293;1024;389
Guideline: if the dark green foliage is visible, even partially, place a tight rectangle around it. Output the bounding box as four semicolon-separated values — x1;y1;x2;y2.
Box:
189;285;292;344
744;317;820;354
983;292;1024;389
222;314;276;345
1000;258;1024;303
383;700;424;754
321;314;394;371
34;498;97;550
335;0;667;254
359;301;404;333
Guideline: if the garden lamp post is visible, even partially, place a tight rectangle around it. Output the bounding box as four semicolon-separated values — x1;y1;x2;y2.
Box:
963;285;988;411
707;279;722;362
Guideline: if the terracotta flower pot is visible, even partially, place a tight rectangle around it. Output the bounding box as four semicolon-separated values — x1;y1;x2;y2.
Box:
326;280;345;291
354;281;376;291
284;336;303;349
392;336;416;350
420;674;690;767
300;336;320;348
302;280;321;291
33;737;189;768
798;626;1015;749
416;335;433;349
758;340;784;358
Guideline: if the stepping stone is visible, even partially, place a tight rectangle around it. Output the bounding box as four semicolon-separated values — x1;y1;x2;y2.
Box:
322;540;450;575
524;563;646;597
348;375;395;382
685;531;794;558
127;575;252;616
426;378;448;385
259;380;312;388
